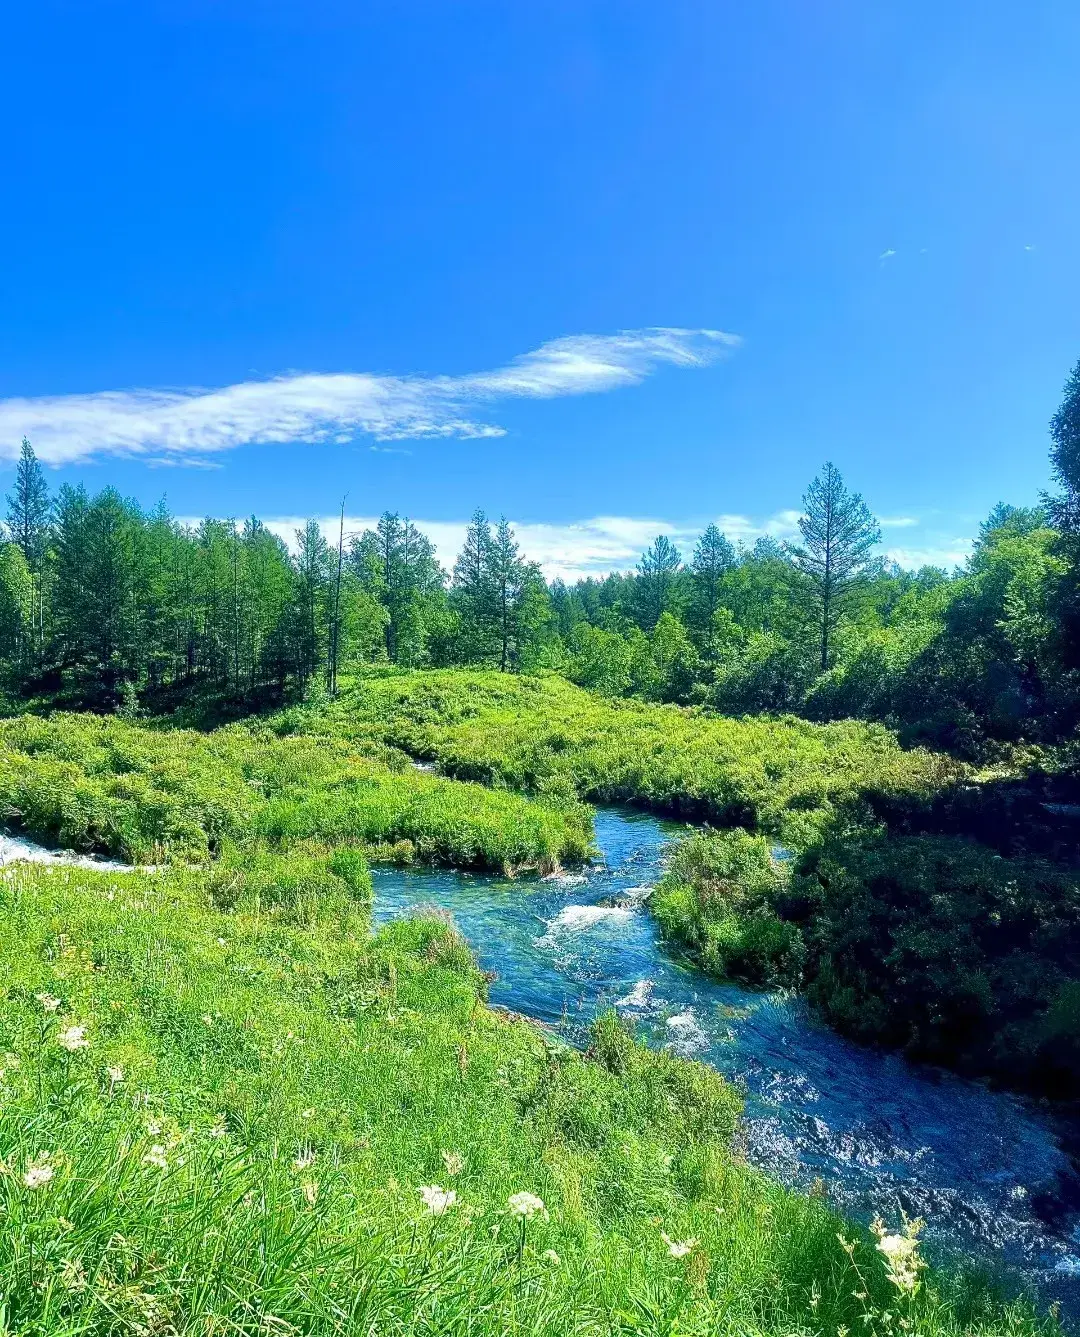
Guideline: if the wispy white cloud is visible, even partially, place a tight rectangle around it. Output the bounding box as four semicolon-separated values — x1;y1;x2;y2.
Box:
879;515;920;529
879;248;897;260
0;327;738;467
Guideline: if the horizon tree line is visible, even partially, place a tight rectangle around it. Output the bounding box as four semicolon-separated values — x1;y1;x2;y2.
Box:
1;353;1078;754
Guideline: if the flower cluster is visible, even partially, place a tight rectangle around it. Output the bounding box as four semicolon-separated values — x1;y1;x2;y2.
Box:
661;1231;698;1258
507;1191;546;1220
58;1024;89;1052
871;1214;926;1296
419;1184;458;1215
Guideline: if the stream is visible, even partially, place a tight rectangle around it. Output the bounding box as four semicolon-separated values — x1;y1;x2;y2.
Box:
373;806;1080;1314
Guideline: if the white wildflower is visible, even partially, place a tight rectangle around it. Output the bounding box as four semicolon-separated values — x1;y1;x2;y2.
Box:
661;1231;699;1258
507;1191;547;1220
543;1248;561;1265
106;1064;124;1087
23;1161;55;1190
300;1107;316;1120
293;1147;317;1172
36;993;62;1013
871;1215;925;1296
419;1184;458;1215
142;1144;169;1171
57;1024;89;1052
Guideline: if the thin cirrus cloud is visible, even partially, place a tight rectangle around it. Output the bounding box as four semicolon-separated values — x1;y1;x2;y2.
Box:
0;326;738;466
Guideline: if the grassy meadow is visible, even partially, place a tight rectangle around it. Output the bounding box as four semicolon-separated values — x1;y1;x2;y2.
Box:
292;670;960;846
0;671;1068;1331
0;854;1056;1336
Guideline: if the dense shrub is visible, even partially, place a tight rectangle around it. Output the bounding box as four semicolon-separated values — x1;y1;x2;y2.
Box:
307;671;958;845
793;833;1080;1094
0;711;592;872
652;830;804;988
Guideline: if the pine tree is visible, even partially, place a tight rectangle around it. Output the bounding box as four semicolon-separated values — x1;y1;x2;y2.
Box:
689;524;735;650
490;518;523;671
5;438;50;569
452;509;497;664
636;535;682;630
792;462;880;671
5;438;51;664
292;520;332;697
1048;359;1080;532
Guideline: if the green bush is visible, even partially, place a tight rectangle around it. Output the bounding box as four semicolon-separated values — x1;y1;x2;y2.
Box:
0;710;592;873
294;670;959;846
653;830;804;988
794;833;1080;1094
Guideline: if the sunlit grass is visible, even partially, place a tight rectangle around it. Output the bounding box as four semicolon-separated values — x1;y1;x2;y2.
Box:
0;858;1054;1336
301;671;960;846
0;711;592;872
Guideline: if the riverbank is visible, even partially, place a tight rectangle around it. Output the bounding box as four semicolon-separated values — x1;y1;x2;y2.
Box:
652;825;1080;1099
373;806;1080;1316
1;845;1056;1337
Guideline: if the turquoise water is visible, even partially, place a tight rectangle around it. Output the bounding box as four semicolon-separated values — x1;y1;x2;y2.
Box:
373;806;1080;1311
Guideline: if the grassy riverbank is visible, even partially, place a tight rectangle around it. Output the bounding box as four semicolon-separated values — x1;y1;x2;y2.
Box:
0;852;1056;1336
294;671;959;845
653;826;1080;1097
0;711;591;873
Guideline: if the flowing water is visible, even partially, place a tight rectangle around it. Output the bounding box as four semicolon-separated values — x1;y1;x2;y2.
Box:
373;806;1080;1314
0;832;138;872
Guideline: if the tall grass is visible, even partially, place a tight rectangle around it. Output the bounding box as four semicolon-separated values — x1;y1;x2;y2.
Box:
0;857;1053;1336
306;671;959;845
0;711;592;872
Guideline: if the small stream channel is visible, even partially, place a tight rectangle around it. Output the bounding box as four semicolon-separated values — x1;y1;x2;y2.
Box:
373;806;1080;1315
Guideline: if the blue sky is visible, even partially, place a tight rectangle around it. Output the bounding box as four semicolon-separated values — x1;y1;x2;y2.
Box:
2;0;1079;579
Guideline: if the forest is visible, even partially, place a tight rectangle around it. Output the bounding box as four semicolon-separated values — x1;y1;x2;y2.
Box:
1;360;1079;761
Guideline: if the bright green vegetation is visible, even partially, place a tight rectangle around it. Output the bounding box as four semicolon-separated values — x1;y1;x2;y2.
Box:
653;827;1080;1097
651;830;803;989
301;670;959;846
0;855;1055;1336
3;357;1080;765
0;711;591;872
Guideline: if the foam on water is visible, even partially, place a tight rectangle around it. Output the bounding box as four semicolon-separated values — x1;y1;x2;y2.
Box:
0;832;137;872
371;805;1080;1316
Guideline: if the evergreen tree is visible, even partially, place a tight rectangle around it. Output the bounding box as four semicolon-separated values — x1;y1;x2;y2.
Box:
5;438;51;665
792;462;881;671
452;509;498;664
5;438;50;569
636;535;682;630
1048;359;1080;532
490;518;524;672
689;524;735;650
292;520;332;697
